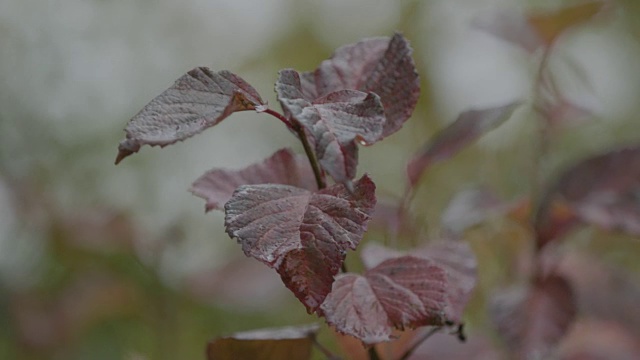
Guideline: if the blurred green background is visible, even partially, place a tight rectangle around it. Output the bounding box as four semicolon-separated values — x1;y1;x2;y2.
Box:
2;0;640;359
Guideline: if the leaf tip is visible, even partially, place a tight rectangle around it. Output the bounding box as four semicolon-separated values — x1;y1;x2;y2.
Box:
114;141;139;165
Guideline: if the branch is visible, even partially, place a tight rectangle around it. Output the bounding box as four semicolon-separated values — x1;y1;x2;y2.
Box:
263;108;326;190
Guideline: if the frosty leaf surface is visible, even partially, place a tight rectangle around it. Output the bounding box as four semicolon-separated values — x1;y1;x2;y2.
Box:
224;175;376;312
116;68;264;164
190;148;316;212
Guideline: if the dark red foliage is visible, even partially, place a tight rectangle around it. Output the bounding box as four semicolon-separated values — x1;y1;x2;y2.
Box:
406;101;521;186
308;32;420;138
115;68;265;164
490;275;576;359
321;241;477;345
276;33;419;183
536;146;640;248
224;175;376;313
362;241;477;320
190;148;316;212
320;258;448;345
276;79;386;183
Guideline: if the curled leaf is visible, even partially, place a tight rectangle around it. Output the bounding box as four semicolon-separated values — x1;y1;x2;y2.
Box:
407;101;521;186
190;148;316;212
224;175;376;312
276;33;420;183
277;71;386;183
314;32;420;138
116;68;264;164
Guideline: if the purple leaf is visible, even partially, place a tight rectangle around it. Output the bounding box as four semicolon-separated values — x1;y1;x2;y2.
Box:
314;37;390;96
361;241;477;319
536;146;640;247
276;33;420;183
207;324;319;360
320;256;452;345
224;175;376;312
490;275;577;359
314;33;420;138
276;73;386;183
417;241;477;318
115;68;265;164
407;101;521;186
322;241;477;345
190;148;316;212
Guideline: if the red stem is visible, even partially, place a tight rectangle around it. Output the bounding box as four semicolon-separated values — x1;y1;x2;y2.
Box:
263;108;295;130
262;108;326;190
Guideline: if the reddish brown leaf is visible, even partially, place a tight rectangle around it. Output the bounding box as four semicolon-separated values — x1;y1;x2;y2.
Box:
276;33;420;183
321;257;449;344
490;275;577;359
321;273;393;344
361;241;478;319
313;37;389;96
315;33;420;138
536;146;640;248
407;102;521;186
224;175;376;312
190;148;316;212
277;71;386;183
115;68;264;164
418;242;477;318
207;324;319;360
321;244;476;345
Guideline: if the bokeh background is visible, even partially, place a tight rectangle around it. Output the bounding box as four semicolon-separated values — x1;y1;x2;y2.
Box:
2;0;640;359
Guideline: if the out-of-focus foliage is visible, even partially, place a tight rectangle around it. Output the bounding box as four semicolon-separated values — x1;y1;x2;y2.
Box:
2;0;640;359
